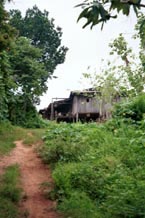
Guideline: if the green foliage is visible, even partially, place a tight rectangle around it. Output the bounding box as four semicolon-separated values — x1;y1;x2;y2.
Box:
41;97;145;218
9;37;48;101
77;0;144;29
22;113;49;129
82;30;145;100
1;35;54;127
41;123;86;163
109;34;132;62
113;94;145;121
9;6;68;76
5;36;48;127
135;13;145;50
8;92;48;128
0;50;15;122
109;34;145;95
0;0;16;52
0;165;21;218
0;122;17;155
0;0;17;123
41;122;109;164
58;191;99;218
0;3;68;128
77;1;117;29
135;13;145;77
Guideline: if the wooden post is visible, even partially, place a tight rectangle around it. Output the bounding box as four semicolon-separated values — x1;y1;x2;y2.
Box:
76;113;79;122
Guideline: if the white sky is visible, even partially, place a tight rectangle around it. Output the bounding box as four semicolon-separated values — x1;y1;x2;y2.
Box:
6;0;142;109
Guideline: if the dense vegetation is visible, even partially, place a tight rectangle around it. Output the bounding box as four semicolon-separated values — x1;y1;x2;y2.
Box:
40;94;145;218
0;1;67;127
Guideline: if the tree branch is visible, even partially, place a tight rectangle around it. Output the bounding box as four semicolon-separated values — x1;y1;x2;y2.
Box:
127;1;145;8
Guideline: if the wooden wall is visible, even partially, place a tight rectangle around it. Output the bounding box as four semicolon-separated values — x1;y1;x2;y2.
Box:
72;95;100;114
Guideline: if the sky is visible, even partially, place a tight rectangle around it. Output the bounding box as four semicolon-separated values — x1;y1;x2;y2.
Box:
6;0;141;109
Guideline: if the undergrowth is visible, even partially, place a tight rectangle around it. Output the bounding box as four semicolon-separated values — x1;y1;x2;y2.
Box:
41;101;145;218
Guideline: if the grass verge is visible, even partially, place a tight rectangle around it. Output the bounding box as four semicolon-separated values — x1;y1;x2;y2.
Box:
0;164;22;218
0;122;46;156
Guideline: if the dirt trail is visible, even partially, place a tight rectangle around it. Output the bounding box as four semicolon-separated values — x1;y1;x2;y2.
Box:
0;140;62;218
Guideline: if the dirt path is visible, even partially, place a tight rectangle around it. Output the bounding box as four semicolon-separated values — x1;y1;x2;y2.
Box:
0;140;62;218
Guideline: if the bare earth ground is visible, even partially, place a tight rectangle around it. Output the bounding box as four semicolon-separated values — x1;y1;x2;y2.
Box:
0;140;62;218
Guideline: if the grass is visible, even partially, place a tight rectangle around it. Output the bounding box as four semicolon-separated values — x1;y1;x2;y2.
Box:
0;164;22;218
0;122;46;156
22;128;46;146
40;120;145;218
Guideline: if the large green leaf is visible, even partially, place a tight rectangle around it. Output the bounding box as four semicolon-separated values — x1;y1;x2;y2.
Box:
77;0;143;28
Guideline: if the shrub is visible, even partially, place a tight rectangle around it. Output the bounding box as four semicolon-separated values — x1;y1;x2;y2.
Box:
41;122;114;164
113;94;145;121
58;191;99;218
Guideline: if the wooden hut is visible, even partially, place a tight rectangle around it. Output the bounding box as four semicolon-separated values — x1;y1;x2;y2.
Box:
39;89;121;122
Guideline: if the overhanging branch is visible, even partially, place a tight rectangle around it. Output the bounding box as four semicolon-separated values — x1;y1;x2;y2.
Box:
127;1;145;8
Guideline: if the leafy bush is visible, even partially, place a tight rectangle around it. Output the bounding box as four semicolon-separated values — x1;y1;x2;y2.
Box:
58;191;99;218
41;122;114;165
113;94;145;121
23;113;49;128
41;123;89;164
9;98;49;128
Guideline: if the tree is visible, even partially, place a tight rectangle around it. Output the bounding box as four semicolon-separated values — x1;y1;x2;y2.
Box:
0;0;16;121
7;37;49;125
0;51;14;121
9;37;48;103
9;6;68;77
81;30;145;109
0;0;16;52
109;34;145;95
135;13;145;72
76;0;145;29
3;5;68;127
